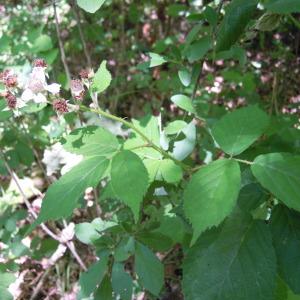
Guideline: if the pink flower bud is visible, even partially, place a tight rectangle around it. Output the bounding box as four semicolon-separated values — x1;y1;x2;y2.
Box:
53;98;68;113
33;58;47;68
5;92;17;109
79;69;91;79
0;70;17;88
71;79;85;100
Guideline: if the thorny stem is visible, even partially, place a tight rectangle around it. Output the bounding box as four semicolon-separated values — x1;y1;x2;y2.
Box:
52;0;71;84
80;103;191;171
0;149;87;271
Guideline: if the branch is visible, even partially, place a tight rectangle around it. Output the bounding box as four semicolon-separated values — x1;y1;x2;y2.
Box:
71;0;92;68
52;0;71;84
0;149;87;271
80;103;191;172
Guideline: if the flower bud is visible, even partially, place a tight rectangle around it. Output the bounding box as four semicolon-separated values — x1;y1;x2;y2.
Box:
0;70;17;88
33;58;47;68
71;79;85;100
53;98;68;113
5;92;17;109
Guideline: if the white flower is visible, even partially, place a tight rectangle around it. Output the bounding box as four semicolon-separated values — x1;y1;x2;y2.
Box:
42;143;83;176
21;67;61;104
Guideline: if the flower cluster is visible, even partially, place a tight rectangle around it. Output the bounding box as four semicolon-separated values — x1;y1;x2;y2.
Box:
0;60;95;114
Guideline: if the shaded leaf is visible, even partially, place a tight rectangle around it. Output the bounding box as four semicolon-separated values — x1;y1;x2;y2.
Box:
135;242;164;296
184;159;241;243
111;151;149;220
211;106;270;156
36;156;109;223
61;126;119;157
251;153;300;211
216;0;258;51
183;210;277;300
271;205;300;294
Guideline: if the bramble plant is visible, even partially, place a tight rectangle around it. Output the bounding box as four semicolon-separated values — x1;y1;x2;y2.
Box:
0;0;300;299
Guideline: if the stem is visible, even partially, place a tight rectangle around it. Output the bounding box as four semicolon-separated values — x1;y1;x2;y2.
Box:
233;158;254;165
0;149;87;271
80;104;191;171
52;0;71;84
72;0;92;68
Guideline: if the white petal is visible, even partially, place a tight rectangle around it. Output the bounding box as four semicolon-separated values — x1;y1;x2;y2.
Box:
21;89;34;102
46;83;61;94
34;93;47;104
16;99;26;109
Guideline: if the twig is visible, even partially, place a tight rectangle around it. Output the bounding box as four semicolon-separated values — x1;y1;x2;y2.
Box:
80;102;191;172
233;158;254;165
0;149;87;271
30;268;52;300
71;0;92;68
52;0;71;84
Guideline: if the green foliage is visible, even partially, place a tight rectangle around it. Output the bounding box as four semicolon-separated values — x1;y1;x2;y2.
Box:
183;210;277;300
77;0;106;13
36;156;109;223
1;1;300;298
265;0;300;13
184;159;241;243
271;206;300;294
216;0;258;51
110;150;149;221
61;126;119;157
251;153;300;211
91;60;112;93
211;106;270;156
170;94;196;114
135;242;164;296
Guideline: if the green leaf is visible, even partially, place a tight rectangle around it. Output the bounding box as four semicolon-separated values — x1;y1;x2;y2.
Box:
148;52;167;68
216;0;258;52
184;159;241;243
211;106;270;156
186;36;212;63
255;13;282;31
0;272;15;300
125;115;161;160
164;120;187;135
36;156;109;223
271;205;300;294
91;60;112;93
112;263;133;300
77;0;106;13
265;0;300;13
75;218;116;244
0;100;12;121
110;151;149;221
160;159;183;184
32;35;53;53
78;255;109;298
251;153;300;211
183;210;277;300
135;242;164;296
178;69;191;87
94;275;112;300
171;94;196;114
61;126;119;157
173;121;196;160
